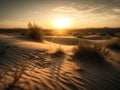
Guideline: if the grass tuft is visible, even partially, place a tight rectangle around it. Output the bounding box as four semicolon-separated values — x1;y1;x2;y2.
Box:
73;43;108;62
105;38;120;50
52;47;65;57
24;22;43;42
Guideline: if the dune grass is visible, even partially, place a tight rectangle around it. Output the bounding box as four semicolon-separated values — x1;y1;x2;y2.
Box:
51;46;65;57
73;43;108;62
105;38;120;50
24;22;43;42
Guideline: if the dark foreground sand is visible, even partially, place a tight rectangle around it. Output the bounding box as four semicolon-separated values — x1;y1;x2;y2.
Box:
0;34;120;90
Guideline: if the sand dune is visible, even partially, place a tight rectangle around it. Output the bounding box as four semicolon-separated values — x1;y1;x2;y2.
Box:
82;35;104;40
44;36;93;45
0;34;120;90
44;36;79;45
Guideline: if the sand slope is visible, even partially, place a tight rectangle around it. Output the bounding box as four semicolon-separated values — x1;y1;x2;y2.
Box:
0;34;120;90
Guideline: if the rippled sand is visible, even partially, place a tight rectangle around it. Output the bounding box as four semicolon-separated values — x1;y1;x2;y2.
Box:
0;34;120;90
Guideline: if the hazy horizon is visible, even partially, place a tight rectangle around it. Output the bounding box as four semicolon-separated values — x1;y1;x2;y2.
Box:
0;0;120;29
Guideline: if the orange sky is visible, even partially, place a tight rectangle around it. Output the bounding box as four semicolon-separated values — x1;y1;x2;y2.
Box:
0;0;120;29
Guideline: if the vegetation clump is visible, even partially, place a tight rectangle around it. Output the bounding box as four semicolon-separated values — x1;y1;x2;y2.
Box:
73;43;108;62
52;47;65;57
24;22;43;42
105;38;120;50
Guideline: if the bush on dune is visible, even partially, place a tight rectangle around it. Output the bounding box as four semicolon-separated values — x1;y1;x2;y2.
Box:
24;22;43;42
73;43;108;62
105;38;120;50
52;47;65;57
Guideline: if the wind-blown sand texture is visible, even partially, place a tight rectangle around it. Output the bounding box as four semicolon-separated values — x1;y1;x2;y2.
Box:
82;35;104;40
0;34;120;90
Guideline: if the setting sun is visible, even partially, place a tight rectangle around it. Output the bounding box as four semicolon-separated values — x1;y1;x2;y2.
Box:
53;17;71;29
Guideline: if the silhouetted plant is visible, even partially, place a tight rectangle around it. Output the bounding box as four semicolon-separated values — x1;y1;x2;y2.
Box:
105;38;120;50
73;43;108;61
24;22;43;42
52;46;65;57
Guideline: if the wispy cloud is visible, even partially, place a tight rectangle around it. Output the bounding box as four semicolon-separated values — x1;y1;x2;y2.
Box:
53;6;78;13
113;0;120;4
113;8;120;13
53;3;103;13
53;0;120;18
52;0;120;28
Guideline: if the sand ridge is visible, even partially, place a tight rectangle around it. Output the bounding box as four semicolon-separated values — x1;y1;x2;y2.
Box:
0;34;120;90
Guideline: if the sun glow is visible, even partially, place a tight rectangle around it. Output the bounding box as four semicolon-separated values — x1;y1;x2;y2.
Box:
53;17;71;29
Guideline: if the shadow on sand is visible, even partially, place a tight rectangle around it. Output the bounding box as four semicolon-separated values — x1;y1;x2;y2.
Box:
74;57;120;90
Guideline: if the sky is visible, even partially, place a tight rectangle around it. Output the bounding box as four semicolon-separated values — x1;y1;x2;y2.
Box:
0;0;120;29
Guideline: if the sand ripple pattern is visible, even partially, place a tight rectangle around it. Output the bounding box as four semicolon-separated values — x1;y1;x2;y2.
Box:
0;39;120;90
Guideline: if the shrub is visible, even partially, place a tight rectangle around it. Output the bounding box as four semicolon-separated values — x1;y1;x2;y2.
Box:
73;43;108;62
51;47;65;57
24;22;43;42
105;38;120;50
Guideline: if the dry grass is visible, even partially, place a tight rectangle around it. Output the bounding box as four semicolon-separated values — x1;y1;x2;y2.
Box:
24;22;43;42
73;43;108;62
51;47;65;57
104;38;120;50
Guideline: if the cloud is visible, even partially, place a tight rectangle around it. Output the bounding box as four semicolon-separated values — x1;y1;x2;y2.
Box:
52;0;120;24
53;1;106;15
113;0;120;4
53;0;120;14
53;6;78;13
113;8;120;13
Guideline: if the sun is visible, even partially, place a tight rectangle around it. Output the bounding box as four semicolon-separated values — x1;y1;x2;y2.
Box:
53;17;70;29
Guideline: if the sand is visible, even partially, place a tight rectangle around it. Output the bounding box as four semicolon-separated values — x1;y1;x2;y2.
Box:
82;35;104;40
0;34;120;90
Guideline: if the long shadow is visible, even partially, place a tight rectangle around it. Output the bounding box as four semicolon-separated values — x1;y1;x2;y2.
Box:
0;35;88;90
0;42;48;90
74;57;120;90
47;56;86;90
